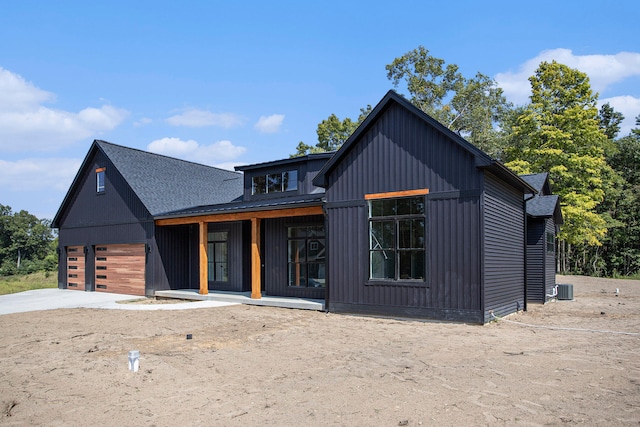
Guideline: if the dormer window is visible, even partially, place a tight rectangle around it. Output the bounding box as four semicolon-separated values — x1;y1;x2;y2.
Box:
96;167;105;193
252;170;298;195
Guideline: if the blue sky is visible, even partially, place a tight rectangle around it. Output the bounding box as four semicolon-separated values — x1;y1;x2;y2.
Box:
1;0;639;220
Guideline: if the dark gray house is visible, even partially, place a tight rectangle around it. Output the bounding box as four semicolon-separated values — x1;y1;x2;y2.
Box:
54;90;560;323
520;173;563;304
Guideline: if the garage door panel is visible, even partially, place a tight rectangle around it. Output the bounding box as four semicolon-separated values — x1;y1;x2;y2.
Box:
95;244;145;296
66;246;85;291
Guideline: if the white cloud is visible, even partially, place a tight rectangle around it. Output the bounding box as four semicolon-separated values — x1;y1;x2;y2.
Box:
495;49;640;105
212;161;246;172
0;157;82;192
600;95;640;137
133;117;153;127
0;67;128;152
166;109;244;128
0;67;54;110
254;114;285;133
147;137;246;165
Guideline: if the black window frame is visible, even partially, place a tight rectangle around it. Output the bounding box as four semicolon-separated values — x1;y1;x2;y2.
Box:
546;232;555;254
287;225;325;288
207;230;229;283
368;195;426;283
251;170;298;195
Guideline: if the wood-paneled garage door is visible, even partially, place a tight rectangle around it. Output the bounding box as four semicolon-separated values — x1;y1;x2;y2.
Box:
66;246;85;290
94;244;146;296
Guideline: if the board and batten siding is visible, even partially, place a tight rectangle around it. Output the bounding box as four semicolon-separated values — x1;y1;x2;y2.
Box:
207;221;246;292
324;102;485;322
325;103;481;203
154;224;199;291
483;172;526;321
263;215;326;300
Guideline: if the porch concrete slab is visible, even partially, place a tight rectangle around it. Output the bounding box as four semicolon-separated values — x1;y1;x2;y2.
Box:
0;288;238;315
154;289;325;311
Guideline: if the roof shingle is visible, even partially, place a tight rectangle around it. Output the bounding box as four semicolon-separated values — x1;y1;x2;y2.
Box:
97;140;243;216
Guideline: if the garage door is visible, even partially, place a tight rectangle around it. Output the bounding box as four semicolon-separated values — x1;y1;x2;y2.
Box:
94;244;146;296
66;246;85;291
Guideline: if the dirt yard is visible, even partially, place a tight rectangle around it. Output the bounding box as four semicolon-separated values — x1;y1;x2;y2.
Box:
1;275;639;426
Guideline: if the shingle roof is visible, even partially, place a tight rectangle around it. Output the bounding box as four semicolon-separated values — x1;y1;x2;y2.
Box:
96;140;243;215
520;173;549;195
52;140;244;227
526;194;558;217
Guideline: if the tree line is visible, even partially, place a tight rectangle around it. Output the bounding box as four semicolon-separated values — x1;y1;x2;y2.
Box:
0;204;57;276
294;46;640;278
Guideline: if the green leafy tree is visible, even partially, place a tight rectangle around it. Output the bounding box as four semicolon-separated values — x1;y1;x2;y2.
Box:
292;105;372;156
595;116;640;276
0;204;57;275
386;46;511;157
599;102;624;140
503;61;615;270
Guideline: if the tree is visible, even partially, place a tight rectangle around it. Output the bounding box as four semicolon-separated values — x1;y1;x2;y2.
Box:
292;105;372;157
386;46;511;157
596;116;640;276
502;61;614;269
599;103;624;140
0;204;57;275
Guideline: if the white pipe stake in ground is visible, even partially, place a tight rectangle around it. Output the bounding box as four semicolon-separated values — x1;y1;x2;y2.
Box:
128;350;140;372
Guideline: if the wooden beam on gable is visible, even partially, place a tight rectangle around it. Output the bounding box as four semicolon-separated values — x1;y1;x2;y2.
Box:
199;221;208;295
364;188;430;200
155;205;324;226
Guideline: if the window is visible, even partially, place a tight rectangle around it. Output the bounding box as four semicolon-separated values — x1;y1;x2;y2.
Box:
546;232;555;254
208;231;228;282
96;167;105;193
287;226;325;288
252;170;298;195
369;196;425;281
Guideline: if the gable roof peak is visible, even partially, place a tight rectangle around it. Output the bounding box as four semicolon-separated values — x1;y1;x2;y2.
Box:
312;90;532;193
52;139;244;227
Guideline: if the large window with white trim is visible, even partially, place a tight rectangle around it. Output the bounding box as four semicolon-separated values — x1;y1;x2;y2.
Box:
369;196;426;281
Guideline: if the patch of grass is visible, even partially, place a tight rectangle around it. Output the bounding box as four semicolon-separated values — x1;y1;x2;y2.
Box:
0;271;57;295
611;272;640;280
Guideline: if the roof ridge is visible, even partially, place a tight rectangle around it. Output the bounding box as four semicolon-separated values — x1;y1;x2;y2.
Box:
95;139;242;176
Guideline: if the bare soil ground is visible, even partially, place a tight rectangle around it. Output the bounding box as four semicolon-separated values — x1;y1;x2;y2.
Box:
1;275;639;426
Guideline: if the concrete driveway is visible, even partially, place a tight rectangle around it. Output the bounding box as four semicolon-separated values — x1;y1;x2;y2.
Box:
0;288;237;315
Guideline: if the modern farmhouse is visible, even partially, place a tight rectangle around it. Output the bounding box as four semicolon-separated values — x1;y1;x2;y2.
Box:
53;90;561;323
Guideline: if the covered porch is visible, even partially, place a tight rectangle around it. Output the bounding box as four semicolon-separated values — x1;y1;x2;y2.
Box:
154;203;326;301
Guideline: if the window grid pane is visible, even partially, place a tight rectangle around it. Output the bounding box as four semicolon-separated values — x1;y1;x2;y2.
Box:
369;195;426;282
208;233;228;282
287;226;325;288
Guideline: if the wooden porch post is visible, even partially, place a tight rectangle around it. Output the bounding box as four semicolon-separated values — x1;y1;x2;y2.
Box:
199;221;208;295
251;217;262;299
